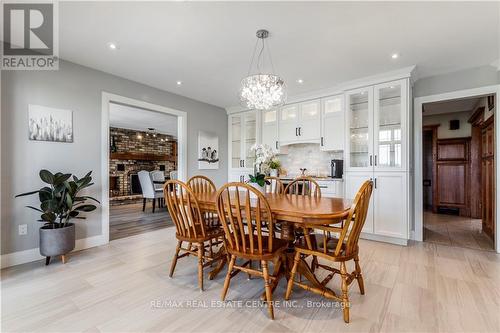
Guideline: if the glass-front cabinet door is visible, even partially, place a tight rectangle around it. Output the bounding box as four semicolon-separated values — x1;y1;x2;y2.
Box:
374;80;406;171
346;87;373;170
262;109;279;153
230;114;242;169
243;111;257;169
229;110;257;170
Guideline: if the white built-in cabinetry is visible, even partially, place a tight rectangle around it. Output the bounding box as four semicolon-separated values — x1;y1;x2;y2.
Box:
227;69;413;245
279;100;321;145
320;95;344;151
344;79;410;243
228;111;258;182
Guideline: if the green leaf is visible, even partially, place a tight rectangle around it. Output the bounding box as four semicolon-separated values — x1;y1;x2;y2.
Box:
66;193;73;208
15;190;40;198
41;212;56;223
26;205;43;212
39;170;55;184
74;204;97;212
41;199;58;212
54;173;71;186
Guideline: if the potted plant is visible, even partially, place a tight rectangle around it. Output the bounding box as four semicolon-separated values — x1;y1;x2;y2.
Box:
248;144;274;193
16;170;99;265
268;157;281;177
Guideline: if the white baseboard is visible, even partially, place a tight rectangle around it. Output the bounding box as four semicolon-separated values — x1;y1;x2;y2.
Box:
360;232;408;246
0;234;107;269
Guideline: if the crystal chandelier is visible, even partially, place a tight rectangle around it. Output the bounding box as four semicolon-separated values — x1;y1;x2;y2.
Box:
239;29;286;110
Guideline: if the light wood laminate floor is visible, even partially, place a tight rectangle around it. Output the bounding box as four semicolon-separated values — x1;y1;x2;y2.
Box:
2;227;500;333
424;211;494;251
109;202;172;241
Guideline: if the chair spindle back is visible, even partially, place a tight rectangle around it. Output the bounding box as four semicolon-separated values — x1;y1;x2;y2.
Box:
187;175;216;193
216;183;275;255
284;176;321;197
164;180;206;239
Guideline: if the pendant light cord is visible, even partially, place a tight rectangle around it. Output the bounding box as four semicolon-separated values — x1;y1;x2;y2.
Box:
245;32;277;76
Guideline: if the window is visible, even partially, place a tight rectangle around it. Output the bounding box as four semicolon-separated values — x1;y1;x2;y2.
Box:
378;126;401;167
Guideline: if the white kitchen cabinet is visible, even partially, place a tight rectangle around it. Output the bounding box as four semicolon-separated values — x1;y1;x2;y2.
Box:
228;110;258;175
373;80;407;171
279;99;321;145
345;87;374;171
345;172;374;233
279;104;299;143
345;172;407;240
321;95;344;151
373;172;407;238
229;170;250;183
299;100;321;142
262;109;280;153
317;180;344;198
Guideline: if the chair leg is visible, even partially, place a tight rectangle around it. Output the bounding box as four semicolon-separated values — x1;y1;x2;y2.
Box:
152;198;156;213
285;251;301;300
261;260;274;320
340;261;350;323
169;240;182;277
354;254;365;295
221;255;236;301
142;198;146;212
197;242;204;291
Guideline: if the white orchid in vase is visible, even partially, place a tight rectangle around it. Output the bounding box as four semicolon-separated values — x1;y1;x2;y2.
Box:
248;144;279;187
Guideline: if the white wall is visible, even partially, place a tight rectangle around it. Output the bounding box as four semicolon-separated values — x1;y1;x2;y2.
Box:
1;60;228;255
414;65;499;98
422;111;473;139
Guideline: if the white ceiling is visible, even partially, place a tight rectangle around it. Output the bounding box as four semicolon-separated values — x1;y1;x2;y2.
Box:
423;97;481;117
109;103;178;136
59;2;499;108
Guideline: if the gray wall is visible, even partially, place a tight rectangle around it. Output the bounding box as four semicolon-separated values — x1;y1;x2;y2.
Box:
413;65;500;97
1;60;228;255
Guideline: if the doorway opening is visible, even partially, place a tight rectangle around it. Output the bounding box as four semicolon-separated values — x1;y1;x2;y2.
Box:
101;93;187;243
421;95;495;251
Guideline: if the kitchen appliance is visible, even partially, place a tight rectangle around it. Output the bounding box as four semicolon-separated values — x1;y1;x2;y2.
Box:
331;159;343;179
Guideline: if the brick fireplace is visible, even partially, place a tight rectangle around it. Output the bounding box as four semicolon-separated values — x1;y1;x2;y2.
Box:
109;127;177;203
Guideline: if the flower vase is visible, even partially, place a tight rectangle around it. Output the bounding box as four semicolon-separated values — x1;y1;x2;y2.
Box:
270;169;278;177
248;182;265;198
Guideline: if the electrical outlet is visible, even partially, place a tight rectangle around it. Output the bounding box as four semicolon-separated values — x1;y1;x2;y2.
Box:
18;224;28;235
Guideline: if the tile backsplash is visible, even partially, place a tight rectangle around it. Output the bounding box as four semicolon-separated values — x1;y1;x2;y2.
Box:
278;143;343;177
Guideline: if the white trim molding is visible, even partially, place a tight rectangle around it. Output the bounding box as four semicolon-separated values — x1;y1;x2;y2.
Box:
101;92;188;244
0;235;106;269
413;84;500;253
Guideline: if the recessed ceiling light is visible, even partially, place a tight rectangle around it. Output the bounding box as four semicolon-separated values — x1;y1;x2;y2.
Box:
107;42;118;50
390;86;395;89
391;53;399;59
296;79;304;84
176;81;182;86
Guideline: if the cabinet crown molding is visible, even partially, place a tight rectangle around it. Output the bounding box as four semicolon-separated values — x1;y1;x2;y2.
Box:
225;65;416;114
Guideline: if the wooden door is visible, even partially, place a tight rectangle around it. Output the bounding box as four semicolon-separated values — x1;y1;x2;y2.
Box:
435;138;470;216
482;120;495;240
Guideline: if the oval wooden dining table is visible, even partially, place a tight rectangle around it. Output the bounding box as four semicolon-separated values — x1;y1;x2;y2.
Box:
191;191;353;296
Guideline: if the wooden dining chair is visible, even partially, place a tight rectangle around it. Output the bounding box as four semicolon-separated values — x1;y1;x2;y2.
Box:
187;175;220;250
264;176;284;194
187;175;216;193
216;183;288;320
284;180;373;323
164;180;225;291
284;176;321;197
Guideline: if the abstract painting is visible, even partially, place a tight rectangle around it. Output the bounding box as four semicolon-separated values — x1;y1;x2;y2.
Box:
198;130;219;169
28;105;73;142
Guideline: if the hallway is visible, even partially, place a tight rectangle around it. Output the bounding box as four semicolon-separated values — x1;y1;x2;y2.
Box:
424;211;494;251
